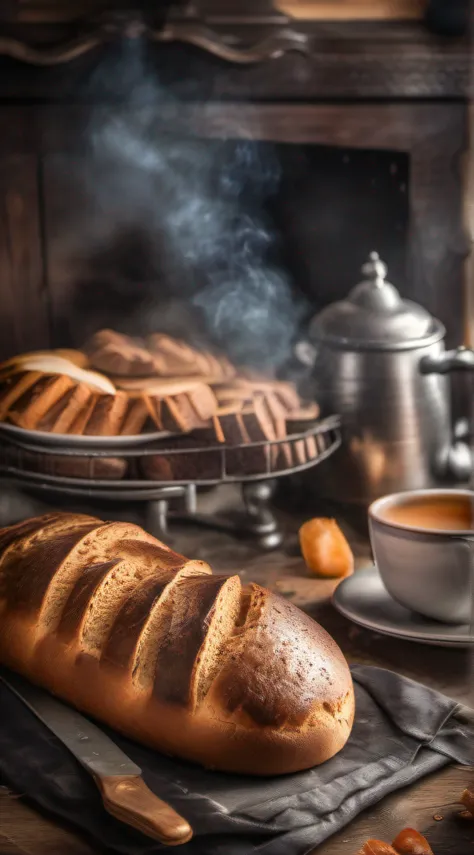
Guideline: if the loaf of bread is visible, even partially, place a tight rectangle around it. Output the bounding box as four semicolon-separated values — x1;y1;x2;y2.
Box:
0;513;355;775
0;339;320;456
0;368;218;439
86;329;236;382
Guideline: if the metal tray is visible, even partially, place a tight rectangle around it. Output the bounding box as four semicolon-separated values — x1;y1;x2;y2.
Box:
0;423;172;449
0;416;341;488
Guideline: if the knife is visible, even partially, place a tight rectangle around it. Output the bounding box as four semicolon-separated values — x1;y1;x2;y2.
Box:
0;668;192;847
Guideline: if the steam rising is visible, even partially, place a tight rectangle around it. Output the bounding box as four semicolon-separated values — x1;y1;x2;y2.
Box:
82;42;302;371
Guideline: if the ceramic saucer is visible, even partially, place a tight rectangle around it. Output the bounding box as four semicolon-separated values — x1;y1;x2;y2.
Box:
332;566;473;648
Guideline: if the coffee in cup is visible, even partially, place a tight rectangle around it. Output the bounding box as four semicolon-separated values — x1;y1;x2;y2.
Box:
369;489;474;624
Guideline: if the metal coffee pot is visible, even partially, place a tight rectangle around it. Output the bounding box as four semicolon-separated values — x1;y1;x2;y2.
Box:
295;252;473;505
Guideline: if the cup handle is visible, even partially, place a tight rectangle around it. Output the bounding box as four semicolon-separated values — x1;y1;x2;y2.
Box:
456;536;474;642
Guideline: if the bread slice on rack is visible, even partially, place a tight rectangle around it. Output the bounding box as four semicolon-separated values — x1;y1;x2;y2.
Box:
0;371;217;438
37;383;93;434
82;392;129;436
147;333;212;377
119;396;150;436
85;329;237;382
146;333;236;381
7;374;78;431
0;513;354;776
117;377;218;434
86;329;158;378
0;353;120;435
0;371;45;421
0;355;116;395
0;349;89;373
212;376;320;467
0;343;319;452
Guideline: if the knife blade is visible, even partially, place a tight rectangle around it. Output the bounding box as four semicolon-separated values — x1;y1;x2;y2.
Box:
0;668;192;846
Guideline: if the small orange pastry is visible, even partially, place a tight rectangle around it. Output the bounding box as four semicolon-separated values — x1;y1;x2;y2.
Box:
461;788;474;816
392;828;434;855
299;517;354;578
357;842;398;855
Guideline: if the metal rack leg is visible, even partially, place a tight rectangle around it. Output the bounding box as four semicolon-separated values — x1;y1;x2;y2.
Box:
145;499;169;540
185;483;197;515
241;480;283;550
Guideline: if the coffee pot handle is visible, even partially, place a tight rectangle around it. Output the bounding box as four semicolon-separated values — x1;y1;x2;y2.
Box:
419;347;474;483
419;346;474;375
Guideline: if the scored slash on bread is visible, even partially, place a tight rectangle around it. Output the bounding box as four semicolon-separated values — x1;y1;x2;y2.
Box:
0;513;354;776
153;573;242;711
0;518;171;631
0;514;99;617
103;560;211;673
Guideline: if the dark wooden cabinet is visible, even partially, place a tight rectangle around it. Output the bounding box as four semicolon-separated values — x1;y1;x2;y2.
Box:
0;152;49;360
0;14;470;358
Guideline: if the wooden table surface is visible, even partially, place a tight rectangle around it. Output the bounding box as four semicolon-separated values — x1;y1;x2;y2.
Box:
0;484;473;854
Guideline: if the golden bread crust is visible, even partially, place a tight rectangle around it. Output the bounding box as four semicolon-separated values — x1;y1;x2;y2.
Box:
0;515;354;775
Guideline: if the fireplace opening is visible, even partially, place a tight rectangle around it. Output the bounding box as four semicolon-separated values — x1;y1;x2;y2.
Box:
45;137;409;376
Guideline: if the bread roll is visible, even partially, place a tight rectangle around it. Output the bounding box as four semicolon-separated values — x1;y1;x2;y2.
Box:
461;788;474;815
357;844;398;855
0;513;355;776
391;829;434;854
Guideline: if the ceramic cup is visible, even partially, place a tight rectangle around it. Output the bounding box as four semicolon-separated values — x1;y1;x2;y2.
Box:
369;489;474;624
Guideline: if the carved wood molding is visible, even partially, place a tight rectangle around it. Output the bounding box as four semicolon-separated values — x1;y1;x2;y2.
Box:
0;33;103;64
0;12;310;65
154;24;309;64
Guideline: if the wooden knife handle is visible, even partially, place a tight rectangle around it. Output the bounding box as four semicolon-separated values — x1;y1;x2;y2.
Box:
95;774;192;846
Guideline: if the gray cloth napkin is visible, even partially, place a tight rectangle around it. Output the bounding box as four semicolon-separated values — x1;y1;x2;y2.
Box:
0;665;473;855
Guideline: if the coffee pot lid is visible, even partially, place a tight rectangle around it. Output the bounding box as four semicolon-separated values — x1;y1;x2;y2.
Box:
309;252;440;350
